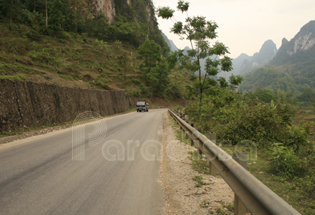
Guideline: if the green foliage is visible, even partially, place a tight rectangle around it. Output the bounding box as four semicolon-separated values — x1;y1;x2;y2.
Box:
268;143;304;179
297;88;315;103
49;0;63;32
190;151;210;174
239;67;298;95
185;87;298;146
28;50;59;66
0;75;26;81
0;0;169;52
285;125;309;152
295;175;315;199
200;200;210;208
158;0;233;113
225;203;234;212
137;39;162;72
192;175;203;187
244;88;298;105
137;39;172;97
215;207;227;215
157;7;174;19
173;105;184;111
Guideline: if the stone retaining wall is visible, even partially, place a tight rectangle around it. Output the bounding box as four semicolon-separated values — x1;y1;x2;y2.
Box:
0;79;128;133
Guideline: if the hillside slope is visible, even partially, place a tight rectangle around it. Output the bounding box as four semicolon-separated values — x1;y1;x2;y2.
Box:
0;0;193;104
0;24;191;100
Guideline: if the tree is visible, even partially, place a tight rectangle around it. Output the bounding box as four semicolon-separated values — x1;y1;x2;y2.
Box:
158;1;233;113
137;39;162;75
137;39;173;97
0;0;24;27
48;0;63;32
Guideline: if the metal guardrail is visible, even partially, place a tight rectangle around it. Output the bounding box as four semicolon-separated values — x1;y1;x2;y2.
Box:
168;109;301;215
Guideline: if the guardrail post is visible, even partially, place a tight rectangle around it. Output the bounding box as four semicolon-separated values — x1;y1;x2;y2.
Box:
210;133;216;144
208;132;217;176
196;126;202;155
234;195;246;215
190;123;194;146
233;151;248;215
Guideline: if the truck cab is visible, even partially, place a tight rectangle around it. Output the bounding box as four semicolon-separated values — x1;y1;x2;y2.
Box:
136;100;149;112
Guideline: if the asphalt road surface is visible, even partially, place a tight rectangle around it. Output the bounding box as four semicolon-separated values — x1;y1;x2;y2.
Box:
0;109;167;215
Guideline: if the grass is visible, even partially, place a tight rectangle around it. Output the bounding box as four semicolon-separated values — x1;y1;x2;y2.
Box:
294;107;315;134
0;24;144;93
200;200;211;208
192;175;204;187
190;151;210;174
215;207;227;215
246;149;315;215
0;75;26;81
0;23;193;99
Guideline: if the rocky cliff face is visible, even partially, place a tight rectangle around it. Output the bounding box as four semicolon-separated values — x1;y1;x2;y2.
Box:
86;0;116;23
271;20;315;66
287;20;315;55
86;0;153;24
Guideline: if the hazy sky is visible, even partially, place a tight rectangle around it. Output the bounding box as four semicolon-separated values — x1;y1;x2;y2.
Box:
153;0;315;58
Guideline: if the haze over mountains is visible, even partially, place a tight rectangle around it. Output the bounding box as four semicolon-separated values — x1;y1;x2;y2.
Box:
162;32;178;53
163;20;315;96
219;40;277;79
162;32;278;78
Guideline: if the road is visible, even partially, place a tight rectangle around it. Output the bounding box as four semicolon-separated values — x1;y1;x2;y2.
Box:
0;109;167;215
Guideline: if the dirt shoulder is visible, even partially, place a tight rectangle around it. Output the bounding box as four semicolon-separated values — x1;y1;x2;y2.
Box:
160;112;234;215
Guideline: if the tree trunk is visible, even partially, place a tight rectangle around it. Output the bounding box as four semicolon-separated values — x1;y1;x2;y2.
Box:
45;0;48;27
10;0;13;28
75;1;78;33
34;0;36;11
197;57;202;117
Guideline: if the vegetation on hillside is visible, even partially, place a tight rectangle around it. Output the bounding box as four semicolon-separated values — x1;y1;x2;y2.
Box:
239;66;315;107
0;0;169;53
0;0;195;100
238;21;315;107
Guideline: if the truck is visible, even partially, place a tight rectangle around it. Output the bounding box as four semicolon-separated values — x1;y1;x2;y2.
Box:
136;100;149;112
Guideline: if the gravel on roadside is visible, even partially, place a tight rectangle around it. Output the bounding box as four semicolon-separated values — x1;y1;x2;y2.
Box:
159;112;235;215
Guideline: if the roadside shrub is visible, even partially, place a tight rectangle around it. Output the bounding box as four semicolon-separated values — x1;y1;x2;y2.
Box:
185;88;296;147
268;143;304;179
174;105;183;111
285;126;308;152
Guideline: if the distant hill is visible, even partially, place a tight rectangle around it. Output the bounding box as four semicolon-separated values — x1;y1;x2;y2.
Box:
162;32;178;52
239;20;315;95
219;40;277;79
